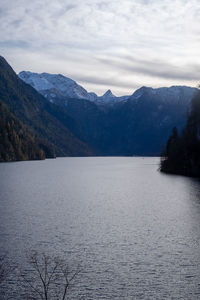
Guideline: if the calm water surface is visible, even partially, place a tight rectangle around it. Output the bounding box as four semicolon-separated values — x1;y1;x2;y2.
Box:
0;157;200;299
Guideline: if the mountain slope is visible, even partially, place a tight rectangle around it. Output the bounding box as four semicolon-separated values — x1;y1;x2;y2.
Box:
46;85;197;156
0;56;93;157
110;85;197;155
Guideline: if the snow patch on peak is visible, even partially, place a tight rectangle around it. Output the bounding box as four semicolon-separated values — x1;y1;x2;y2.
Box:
19;71;54;91
19;71;91;101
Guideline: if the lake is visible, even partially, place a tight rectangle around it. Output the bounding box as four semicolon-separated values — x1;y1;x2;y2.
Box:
0;157;200;299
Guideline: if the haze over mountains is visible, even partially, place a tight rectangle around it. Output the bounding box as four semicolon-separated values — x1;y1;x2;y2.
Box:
19;71;197;156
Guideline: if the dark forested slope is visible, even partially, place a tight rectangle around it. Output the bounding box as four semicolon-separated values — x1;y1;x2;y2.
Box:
0;100;56;162
160;90;200;176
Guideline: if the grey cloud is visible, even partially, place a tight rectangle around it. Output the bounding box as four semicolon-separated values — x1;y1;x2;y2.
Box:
96;2;109;11
74;74;139;90
11;19;22;27
0;0;200;95
64;4;76;11
97;56;200;81
0;40;29;48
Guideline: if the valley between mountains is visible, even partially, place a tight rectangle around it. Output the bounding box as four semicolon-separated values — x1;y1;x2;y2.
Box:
0;56;198;161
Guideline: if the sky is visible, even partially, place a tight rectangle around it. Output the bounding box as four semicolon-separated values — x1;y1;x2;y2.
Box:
0;0;200;96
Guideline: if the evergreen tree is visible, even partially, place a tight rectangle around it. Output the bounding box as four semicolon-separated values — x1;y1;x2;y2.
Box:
0;100;55;162
160;90;200;176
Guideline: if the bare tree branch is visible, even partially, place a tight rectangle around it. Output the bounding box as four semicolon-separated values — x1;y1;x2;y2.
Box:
20;251;79;300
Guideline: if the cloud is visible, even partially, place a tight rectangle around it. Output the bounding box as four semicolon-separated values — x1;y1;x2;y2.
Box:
0;40;29;48
0;0;200;95
97;55;200;81
74;74;140;90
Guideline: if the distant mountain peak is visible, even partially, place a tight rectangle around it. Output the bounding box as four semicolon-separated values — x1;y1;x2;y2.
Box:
130;85;197;104
102;89;116;98
130;86;148;100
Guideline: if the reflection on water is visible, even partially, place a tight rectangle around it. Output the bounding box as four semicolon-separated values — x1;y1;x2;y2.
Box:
0;157;200;299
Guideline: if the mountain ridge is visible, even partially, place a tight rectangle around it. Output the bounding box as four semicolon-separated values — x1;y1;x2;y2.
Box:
18;69;198;156
19;71;131;105
19;70;197;106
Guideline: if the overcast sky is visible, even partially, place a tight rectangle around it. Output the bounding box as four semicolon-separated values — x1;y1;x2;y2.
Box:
0;0;200;95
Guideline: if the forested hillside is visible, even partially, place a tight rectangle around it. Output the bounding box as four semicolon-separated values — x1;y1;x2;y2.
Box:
0;100;55;162
160;89;200;176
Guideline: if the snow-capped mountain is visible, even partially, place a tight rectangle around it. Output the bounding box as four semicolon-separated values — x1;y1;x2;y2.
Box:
19;71;96;101
19;71;197;111
18;71;129;105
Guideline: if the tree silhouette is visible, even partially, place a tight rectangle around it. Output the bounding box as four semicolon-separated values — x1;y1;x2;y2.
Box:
160;89;200;176
20;251;80;300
